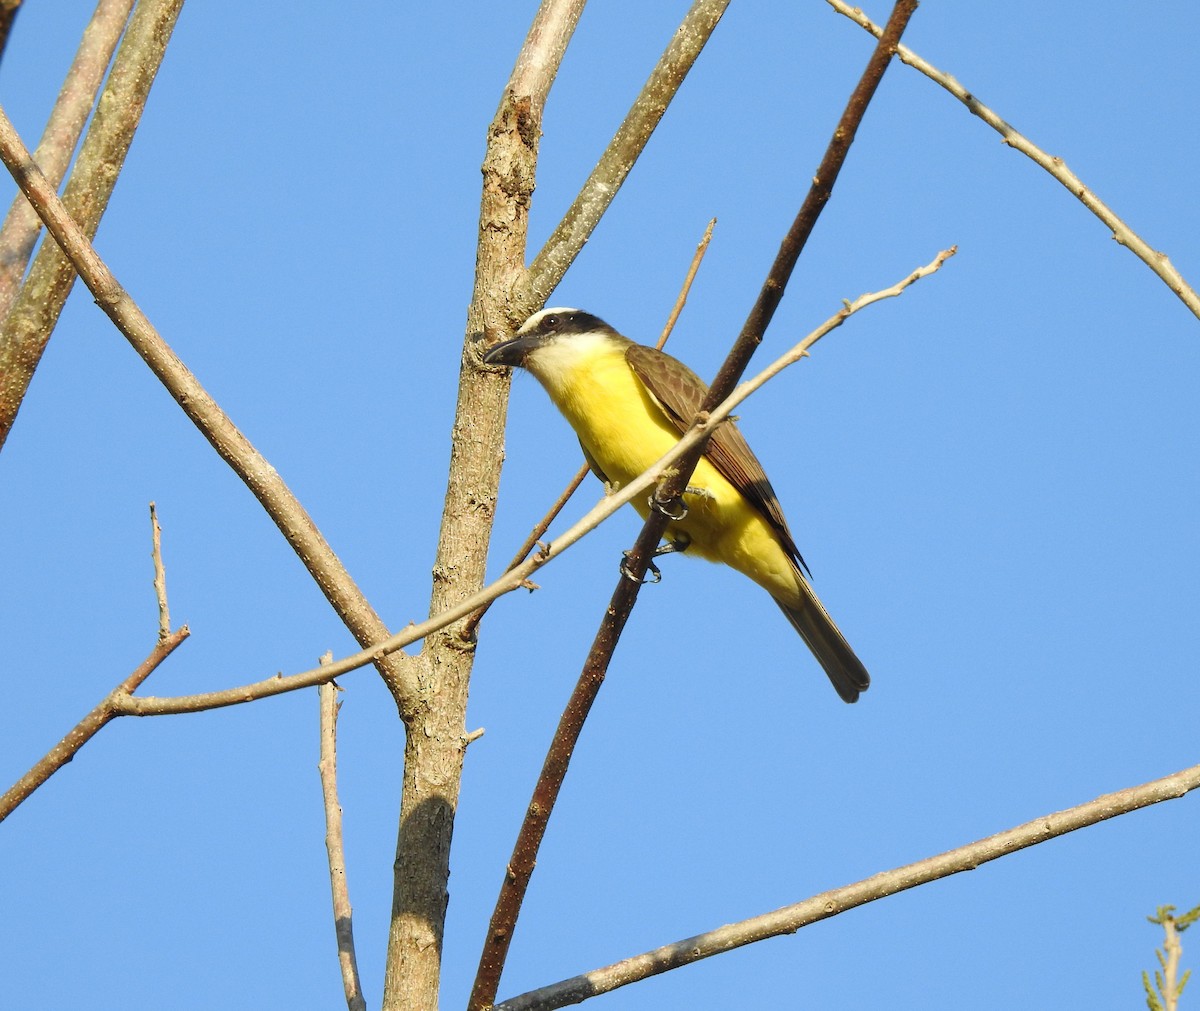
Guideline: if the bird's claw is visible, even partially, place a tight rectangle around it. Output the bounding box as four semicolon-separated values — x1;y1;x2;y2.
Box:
620;551;661;584
648;493;688;520
654;533;690;557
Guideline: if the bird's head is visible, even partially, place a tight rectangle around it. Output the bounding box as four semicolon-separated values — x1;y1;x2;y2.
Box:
483;307;618;369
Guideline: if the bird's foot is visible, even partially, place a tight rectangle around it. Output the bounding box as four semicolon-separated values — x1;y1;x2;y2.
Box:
649;483;713;521
648;493;687;520
654;533;690;557
619;550;661;584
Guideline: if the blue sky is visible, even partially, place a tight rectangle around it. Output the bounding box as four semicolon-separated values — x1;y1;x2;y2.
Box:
2;2;1198;1009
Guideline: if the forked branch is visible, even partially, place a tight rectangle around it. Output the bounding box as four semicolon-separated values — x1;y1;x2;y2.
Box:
0;502;188;822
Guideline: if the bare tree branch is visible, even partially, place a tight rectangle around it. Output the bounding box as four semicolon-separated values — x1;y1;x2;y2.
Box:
499;761;1200;1010
383;2;588;1005
0;102;417;714
0;0;178;451
470;0;923;983
828;0;1200;322
527;0;730;305
0;494;190;822
0;625;189;823
317;670;367;1011
0;0;134;317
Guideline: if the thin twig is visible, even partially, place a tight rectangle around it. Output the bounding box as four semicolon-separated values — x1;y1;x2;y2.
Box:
460;461;590;641
0;0;134;317
656;217;715;350
0;625;188;822
498;760;1200;1009
470;8;920;1000
0;104;416;716
527;0;731;305
149;501;169;640
828;0;1200;322
463;456;591;641
1160;916;1182;1011
0;0;179;451
317;660;366;1011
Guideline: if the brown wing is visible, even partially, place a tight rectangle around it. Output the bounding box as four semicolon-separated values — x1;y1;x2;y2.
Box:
624;343;808;573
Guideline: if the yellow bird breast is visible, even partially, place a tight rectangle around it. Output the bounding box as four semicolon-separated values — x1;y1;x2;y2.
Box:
524;336;799;602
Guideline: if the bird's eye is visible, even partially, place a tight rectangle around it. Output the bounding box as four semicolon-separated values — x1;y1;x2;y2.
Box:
543;314;560;330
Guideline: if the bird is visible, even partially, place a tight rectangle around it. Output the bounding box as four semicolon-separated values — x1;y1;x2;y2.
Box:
483;307;870;703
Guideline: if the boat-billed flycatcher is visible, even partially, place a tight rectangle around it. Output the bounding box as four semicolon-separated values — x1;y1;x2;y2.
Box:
484;307;870;703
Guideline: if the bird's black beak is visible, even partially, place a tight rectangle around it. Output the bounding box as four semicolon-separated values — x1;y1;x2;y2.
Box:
482;335;538;368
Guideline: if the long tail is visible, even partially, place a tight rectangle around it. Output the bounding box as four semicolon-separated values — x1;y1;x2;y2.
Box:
774;568;870;703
